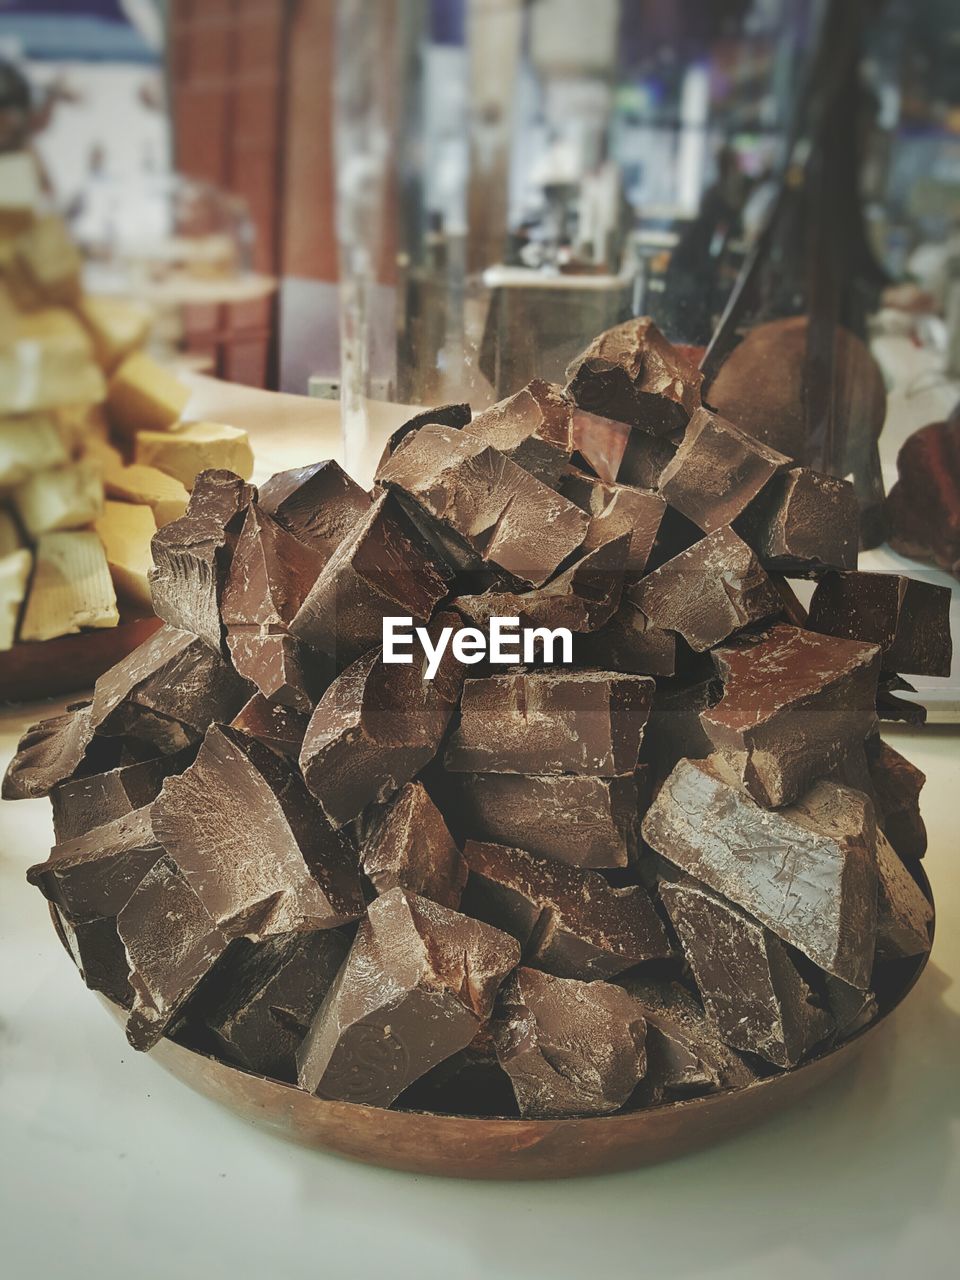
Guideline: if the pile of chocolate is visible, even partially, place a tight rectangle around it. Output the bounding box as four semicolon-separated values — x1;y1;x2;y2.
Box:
5;318;948;1121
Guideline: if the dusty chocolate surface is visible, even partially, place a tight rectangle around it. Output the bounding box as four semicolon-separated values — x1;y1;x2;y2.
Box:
737;467;859;575
362;781;467;909
258;459;370;556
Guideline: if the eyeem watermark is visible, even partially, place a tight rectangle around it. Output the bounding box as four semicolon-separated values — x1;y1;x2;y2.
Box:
383;616;573;679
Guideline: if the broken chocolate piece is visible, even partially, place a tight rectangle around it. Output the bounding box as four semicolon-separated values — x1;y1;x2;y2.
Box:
445;772;641;868
617;427;678;490
362;782;467;909
153;724;364;935
375;403;471;473
564;317;702;434
641;676;718;779
258;459;370;556
658;406;789;533
118;854;230;1050
230;694;310;760
186;930;350;1081
737;468;858;575
643;758;879;987
491;967;647;1117
297;887;520;1106
619;977;758;1096
299;611;464;826
150;469;255;651
885;419;960;575
877;673;927;726
660;879;833;1068
378;422;588;587
461;839;670;979
866;737;926;861
3;705;96;800
629;527;781;653
51;752;188;843
463;379;575;484
225;632;322;714
445;671;653;776
807;571;952;678
559;469;665;573
875;830;933;959
571;408;631;482
574;599;677;676
702;624;881;807
289;491;450;669
52;906;133;1008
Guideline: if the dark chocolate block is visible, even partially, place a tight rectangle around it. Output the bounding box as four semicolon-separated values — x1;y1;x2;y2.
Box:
737;468;858;575
642;758;879;987
807;571;952;678
230;694;310;761
701;624;881;808
491;967;647;1117
460;839;671;977
378;422;588;587
153;724;364;935
866;737;926;861
446;772;641;868
641;676;718;780
375;402;471;473
617;427;678;490
258;459;370;556
445;671;653;776
571;408;630;482
574;599;677;676
629;527;781;653
52;906;133;1008
619;977;758;1097
3;705;96;800
875;830;933;959
187;930;350;1081
658;406;789;533
559;469;665;574
362;781;468;909
463;379;575;484
876;673;927;726
150;469;255;651
660;879;833;1067
51;753;187;843
299;611;464;826
289;491;451;669
297;887;520;1106
225;632;322;714
564;317;702;434
885;419;960;574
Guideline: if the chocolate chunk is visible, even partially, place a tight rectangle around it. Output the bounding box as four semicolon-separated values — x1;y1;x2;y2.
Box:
230;694;309;760
643;758;879;987
185;930;350;1080
362;781;467;909
564;317;702;434
866;737;926;861
299;611;464;826
701;624;881;807
296;887;520;1106
463;379;575;484
571;408;630;482
617;427;678;490
153;724;364;935
629;527;781;653
658;406;789;533
258;459;370;556
453;532;628;636
574;600;677;676
52;906;133;1008
395;1025;517;1117
619;977;758;1096
885;419;960;574
876;673;927;725
875;830;933;959
807;571;952;678
445;772;641;868
3;705;97;800
51;752;188;843
460;839;671;978
377;422;588;586
150;469;255;651
375;403;471;473
559;469;665;574
118;854;230;1049
821;974;878;1039
445;671;654;776
28;804;163;925
224;632;322;714
641;676;718;780
289;491;451;669
660;879;833;1067
491;967;647;1118
737;468;859;575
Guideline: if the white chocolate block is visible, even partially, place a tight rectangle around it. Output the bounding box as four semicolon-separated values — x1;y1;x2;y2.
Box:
0;152;40;234
133;420;254;489
12;460;104;537
0;548;32;649
0;413;69;486
95;499;156;611
77;296;153;372
0;311;104;414
107;352;189;436
102;461;188;527
13;215;82;305
19;531;118;641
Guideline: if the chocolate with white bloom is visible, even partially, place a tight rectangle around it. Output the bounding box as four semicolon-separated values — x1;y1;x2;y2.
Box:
362;781;468;909
736;467;859;575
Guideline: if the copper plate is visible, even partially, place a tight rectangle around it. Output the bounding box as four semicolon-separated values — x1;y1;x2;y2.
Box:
83;868;933;1181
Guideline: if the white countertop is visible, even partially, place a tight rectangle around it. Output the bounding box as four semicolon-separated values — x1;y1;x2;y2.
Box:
1;704;957;1280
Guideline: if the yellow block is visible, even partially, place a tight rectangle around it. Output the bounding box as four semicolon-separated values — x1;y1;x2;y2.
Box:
19;530;118;641
77;296;153;372
0;548;33;650
0;328;105;415
107;351;190;437
95;498;156;612
103;461;189;528
12;215;82;306
12;460;104;538
0;152;40;237
134;420;254;489
0;413;70;486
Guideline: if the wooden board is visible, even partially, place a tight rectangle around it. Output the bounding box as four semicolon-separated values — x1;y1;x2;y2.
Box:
0;613;162;703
